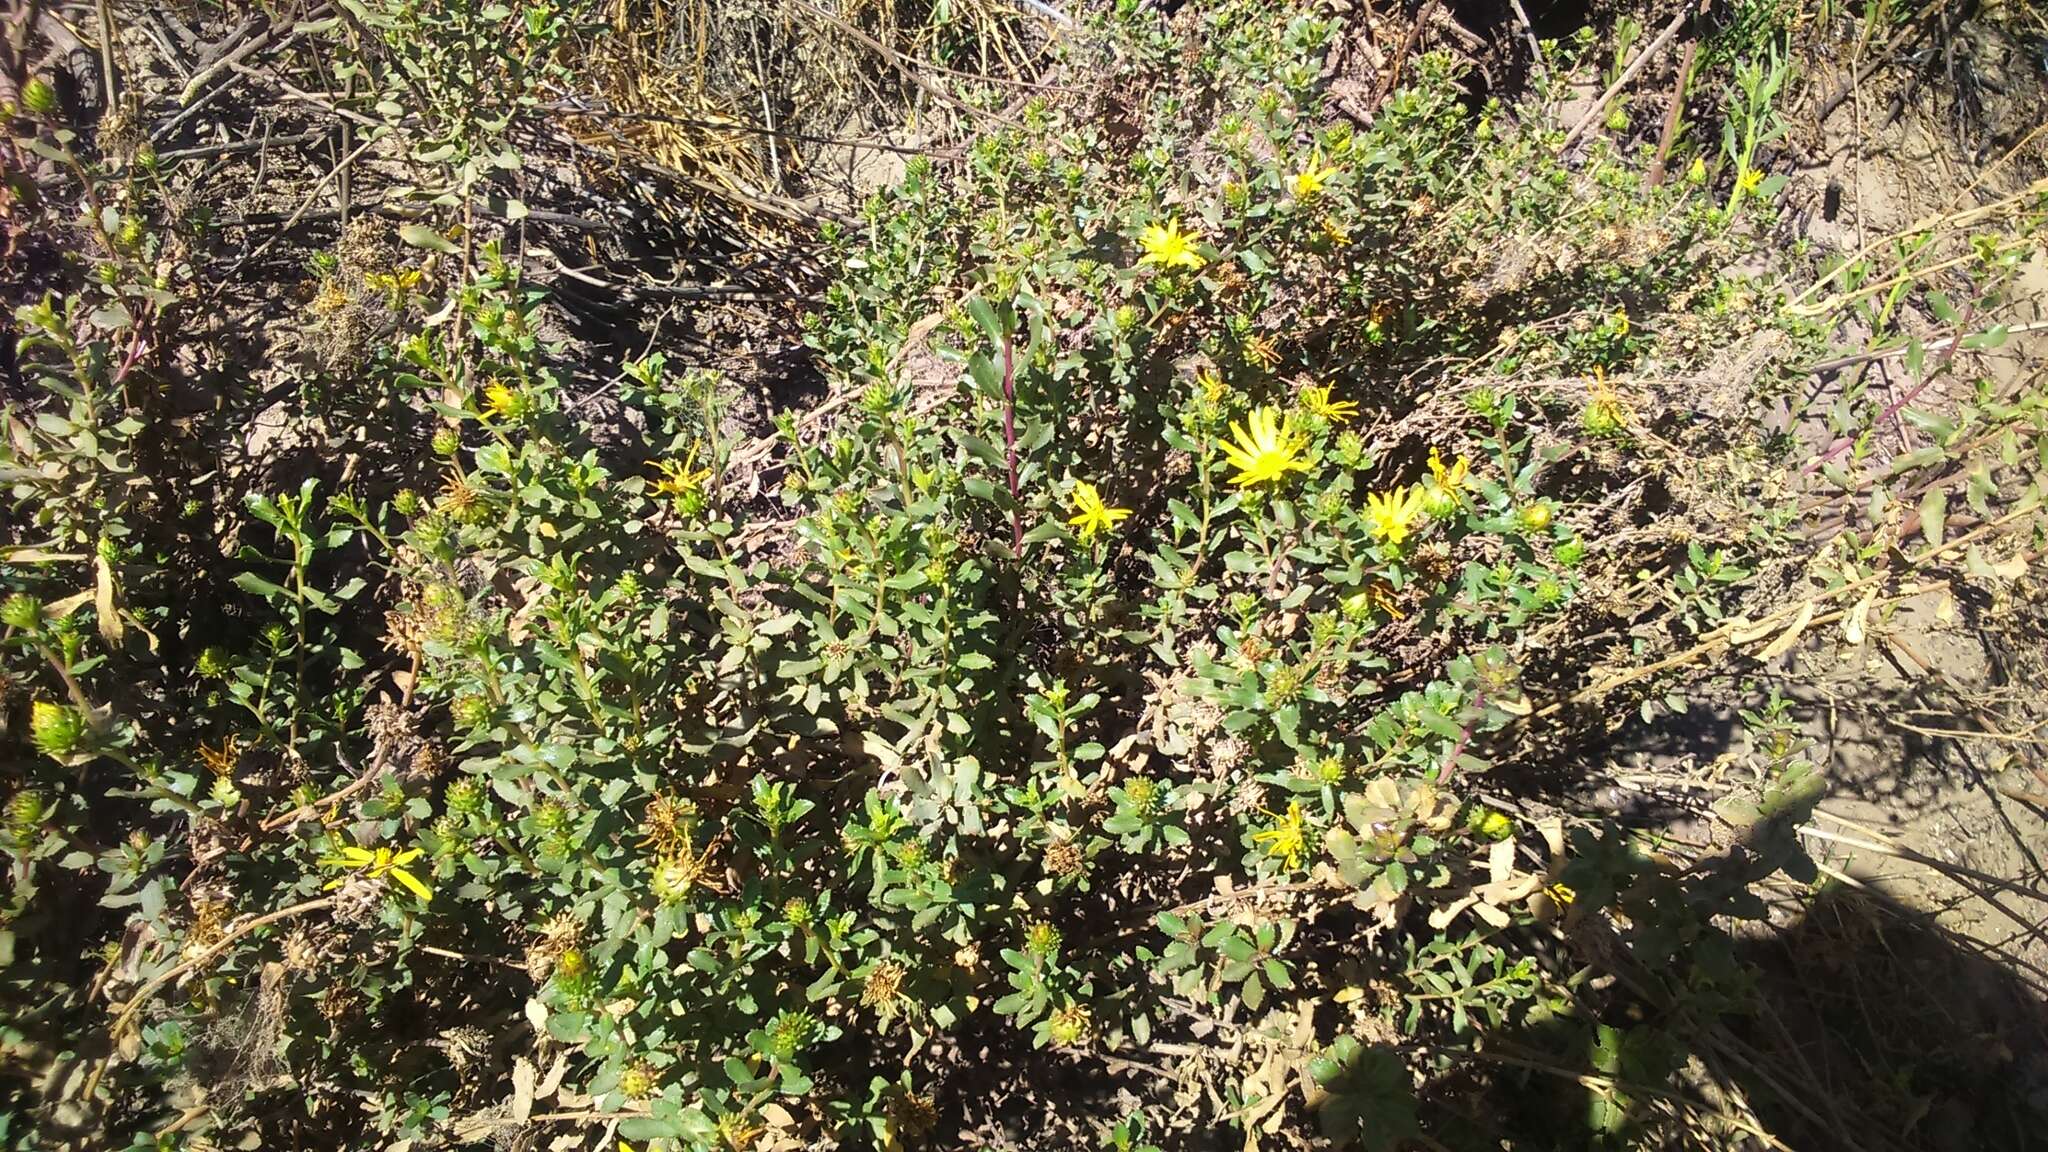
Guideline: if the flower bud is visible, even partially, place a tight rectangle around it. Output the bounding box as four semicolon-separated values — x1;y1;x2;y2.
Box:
1;593;43;631
21;78;59;117
30;700;89;759
195;646;232;678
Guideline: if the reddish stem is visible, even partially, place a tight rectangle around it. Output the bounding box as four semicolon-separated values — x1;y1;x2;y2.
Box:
1803;302;1975;476
1439;689;1487;788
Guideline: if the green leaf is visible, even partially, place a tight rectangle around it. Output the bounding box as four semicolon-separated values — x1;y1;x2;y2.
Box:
617;1118;684;1140
231;572;290;600
1959;325;2008;351
1919;487;1946;547
399;224;458;253
1925;290;1959;324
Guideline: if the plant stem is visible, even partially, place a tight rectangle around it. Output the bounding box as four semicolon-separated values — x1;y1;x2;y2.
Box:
1001;327;1021;554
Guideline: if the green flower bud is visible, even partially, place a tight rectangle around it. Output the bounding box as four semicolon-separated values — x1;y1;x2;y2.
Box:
209;776;243;808
1123;777;1161;815
1469;807;1513;841
444;778;483;817
1047;1003;1092;1047
1023;920;1061;960
7;789;48;840
617;1062;657;1100
451;694;492;729
1;593;43;631
30;700;89;760
195;646;232;678
768;1009;819;1058
650;855;697;904
21;78;58;117
431;427;463;456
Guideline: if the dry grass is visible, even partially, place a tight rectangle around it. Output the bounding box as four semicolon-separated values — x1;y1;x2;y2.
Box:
559;0;1050;242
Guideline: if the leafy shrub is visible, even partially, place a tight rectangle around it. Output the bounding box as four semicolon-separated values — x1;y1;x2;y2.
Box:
4;2;2045;1150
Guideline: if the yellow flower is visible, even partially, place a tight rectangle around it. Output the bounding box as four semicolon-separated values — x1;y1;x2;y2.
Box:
1736;166;1764;194
1252;800;1312;871
1611;309;1629;336
1066;480;1131;542
1686;155;1706;183
1427;447;1470;494
481;380;523;420
1364;485;1428;547
320;843;433;901
1138;219;1206;270
650;450;711;502
1290;151;1339;199
1298;384;1358;425
1219;406;1311;488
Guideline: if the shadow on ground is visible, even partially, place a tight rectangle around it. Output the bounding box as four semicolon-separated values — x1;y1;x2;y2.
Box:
1422;883;2048;1152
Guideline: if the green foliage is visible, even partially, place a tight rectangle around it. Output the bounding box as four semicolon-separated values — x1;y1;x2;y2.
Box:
4;1;2046;1150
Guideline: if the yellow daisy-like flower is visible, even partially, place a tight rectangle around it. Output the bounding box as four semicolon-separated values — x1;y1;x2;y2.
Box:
1427;447;1470;494
320;843;433;900
1066;480;1131;542
1252;800;1312;872
1219;406;1311;488
1364;485;1428;547
1290;152;1340;199
482;380;522;420
1736;167;1764;194
650;450;711;502
1138;219;1206;270
1298;384;1358;425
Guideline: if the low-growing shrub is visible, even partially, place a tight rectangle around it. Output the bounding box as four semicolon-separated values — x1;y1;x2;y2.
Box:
4;2;2045;1149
